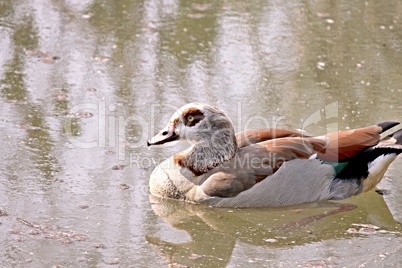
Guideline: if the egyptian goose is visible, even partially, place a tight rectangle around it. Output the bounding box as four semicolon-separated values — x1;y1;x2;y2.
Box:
147;103;402;207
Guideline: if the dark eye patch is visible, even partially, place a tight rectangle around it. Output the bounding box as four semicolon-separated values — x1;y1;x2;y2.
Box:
183;109;205;127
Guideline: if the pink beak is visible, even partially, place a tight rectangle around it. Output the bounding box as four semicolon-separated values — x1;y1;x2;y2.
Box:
147;124;179;146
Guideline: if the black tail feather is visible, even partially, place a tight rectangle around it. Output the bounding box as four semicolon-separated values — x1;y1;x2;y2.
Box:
336;147;402;180
378;121;400;133
334;122;402;184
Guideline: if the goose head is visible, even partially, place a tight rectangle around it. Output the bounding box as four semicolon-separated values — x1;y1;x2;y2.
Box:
147;103;236;146
148;103;238;175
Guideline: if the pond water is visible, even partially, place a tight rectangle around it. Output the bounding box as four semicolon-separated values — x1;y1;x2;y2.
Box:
1;0;402;267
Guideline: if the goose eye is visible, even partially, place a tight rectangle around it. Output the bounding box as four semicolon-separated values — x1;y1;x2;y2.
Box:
184;111;205;127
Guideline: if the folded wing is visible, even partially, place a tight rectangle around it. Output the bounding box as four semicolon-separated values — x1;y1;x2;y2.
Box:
200;136;327;197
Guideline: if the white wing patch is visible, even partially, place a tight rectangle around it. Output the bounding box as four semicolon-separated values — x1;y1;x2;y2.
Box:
363;154;398;192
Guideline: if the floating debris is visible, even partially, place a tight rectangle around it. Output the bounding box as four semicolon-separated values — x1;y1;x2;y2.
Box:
86;87;97;92
13;217;88;243
94;243;107;249
347;223;400;235
78;204;89;209
94;56;111;62
375;189;391;195
188;253;203;260
28;229;41;235
317;62;326;70
347;227;376;235
17;217;40;228
43;231;88;242
171;263;189;268
187;13;205;19
117;183;130;190
352;223;380;229
0;210;8;216
19;124;42;131
290;209;304;213
10;229;23;234
316;12;331;18
111;165;127;170
25;49;60;63
264;238;278;243
103;258;120;265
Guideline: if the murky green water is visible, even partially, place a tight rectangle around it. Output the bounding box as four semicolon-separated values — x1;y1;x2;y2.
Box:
1;0;402;267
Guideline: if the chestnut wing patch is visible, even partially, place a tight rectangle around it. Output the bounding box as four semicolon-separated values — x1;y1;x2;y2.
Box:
317;125;382;162
236;128;303;148
200;137;327;198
